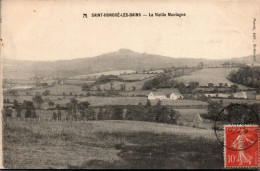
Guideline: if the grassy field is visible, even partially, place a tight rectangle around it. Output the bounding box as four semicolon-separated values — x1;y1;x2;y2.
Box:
4;94;208;108
211;98;260;106
119;74;157;81
64;80;94;85
75;97;208;106
23;85;86;96
175;68;246;88
90;75;157;91
90;81;126;91
176;108;213;129
124;76;158;91
70;70;136;79
3;120;223;169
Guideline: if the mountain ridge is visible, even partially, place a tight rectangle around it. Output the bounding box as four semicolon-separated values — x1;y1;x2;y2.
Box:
3;49;260;79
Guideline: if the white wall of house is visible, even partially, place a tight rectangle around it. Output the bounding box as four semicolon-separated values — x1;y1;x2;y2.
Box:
170;93;183;100
233;92;247;99
148;92;167;100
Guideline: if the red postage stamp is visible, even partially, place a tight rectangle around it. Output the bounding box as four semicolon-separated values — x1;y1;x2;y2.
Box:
224;125;259;168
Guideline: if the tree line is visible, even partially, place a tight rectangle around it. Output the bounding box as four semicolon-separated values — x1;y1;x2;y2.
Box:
229;66;260;90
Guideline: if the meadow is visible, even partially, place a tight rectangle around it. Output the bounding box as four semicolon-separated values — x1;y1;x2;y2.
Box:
3;120;223;169
175;68;245;87
21;85;86;96
4;94;209;109
211;98;260;106
175;108;213;128
70;70;136;79
75;97;208;107
119;74;157;81
90;75;157;91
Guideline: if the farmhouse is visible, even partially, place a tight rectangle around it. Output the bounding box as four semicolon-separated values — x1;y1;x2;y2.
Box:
233;91;247;99
148;92;167;100
170;93;183;100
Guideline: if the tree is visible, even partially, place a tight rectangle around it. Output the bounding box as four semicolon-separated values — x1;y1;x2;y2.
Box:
23;100;35;118
82;84;91;91
32;93;44;109
48;101;55;107
52;111;57;120
132;86;136;91
110;82;114;91
2;107;12;117
67;98;79;119
98;108;109;120
42;90;50;96
188;82;199;90
25;107;32;118
208;83;214;88
230;84;239;93
13;99;19;109
8;89;18;96
16;107;22;118
146;99;151;107
56;104;61;110
156;100;162;106
177;82;188;94
197;62;204;69
58;110;62;120
112;106;123;120
224;83;228;88
96;85;101;92
119;84;126;91
120;84;125;91
78;101;90;119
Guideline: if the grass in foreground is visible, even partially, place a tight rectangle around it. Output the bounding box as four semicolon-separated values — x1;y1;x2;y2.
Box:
3;120;223;169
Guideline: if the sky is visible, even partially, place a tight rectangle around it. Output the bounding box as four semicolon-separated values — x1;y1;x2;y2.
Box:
1;0;260;61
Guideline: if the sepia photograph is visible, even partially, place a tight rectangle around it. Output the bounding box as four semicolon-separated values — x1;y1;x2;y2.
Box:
1;0;260;169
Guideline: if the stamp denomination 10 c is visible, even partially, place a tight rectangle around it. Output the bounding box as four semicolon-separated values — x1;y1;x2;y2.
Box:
224;125;259;168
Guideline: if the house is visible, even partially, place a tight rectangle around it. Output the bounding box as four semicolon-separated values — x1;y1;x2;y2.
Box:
148;92;167;100
170;93;183;100
233;91;247;99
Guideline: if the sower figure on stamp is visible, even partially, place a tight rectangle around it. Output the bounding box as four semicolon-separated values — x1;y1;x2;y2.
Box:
231;128;254;165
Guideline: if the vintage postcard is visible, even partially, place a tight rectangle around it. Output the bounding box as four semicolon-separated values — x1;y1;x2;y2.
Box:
1;0;260;169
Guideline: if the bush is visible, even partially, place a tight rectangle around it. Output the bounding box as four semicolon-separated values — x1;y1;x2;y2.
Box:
2;107;13;117
52;112;57;120
42;90;50;96
111;106;123;120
